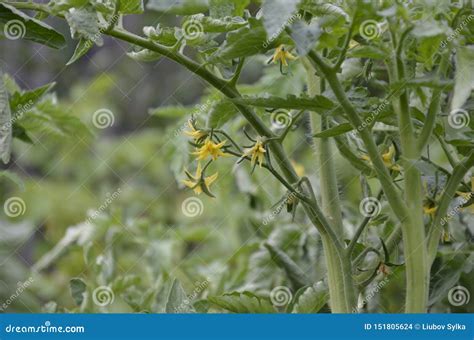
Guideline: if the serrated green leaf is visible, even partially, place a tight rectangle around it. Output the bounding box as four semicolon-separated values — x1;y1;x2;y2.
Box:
263;0;300;38
0;3;66;49
264;243;309;290
231;94;334;111
210;0;249;17
214;19;290;60
65;7;102;44
290;20;321;56
208;291;275;313
119;0;144;14
166;278;195;313
67;38;94;65
290;281;328;313
9;82;55;112
207;99;239;128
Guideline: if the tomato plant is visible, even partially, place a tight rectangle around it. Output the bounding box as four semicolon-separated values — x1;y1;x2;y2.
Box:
0;0;473;314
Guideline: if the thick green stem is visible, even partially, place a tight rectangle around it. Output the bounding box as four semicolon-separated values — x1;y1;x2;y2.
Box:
304;60;355;312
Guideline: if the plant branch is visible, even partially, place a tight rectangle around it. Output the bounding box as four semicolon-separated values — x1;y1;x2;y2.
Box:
427;151;474;266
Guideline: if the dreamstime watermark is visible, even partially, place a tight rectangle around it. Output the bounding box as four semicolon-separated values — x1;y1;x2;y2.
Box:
92;108;115;129
440;14;474;49
92;286;115;307
85;188;122;224
270;109;292;129
173;98;213;138
353;276;389;313
263;13;302;48
351;99;390;136
181;197;204;217
440;192;472;226
5;321;85;334
359;20;382;40
262;191;298;226
359;197;382;218
0;277;34;312
0;100;34;133
270;286;293;307
3;196;27;218
174;279;210;313
4;19;26;40
182;19;204;40
447;285;470;306
448;109;470;129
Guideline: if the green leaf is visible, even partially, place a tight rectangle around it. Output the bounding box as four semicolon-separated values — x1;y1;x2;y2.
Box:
230;94;334;111
290;281;328;313
188;13;247;33
127;49;162;62
147;0;208;15
262;0;300;38
119;0;144;14
9;82;56;112
452;45;474;111
165;279;195;313
209;0;249;17
70;278;87;306
207;99;239;128
290;20;321;56
313;123;353;138
67;38;94;65
0;3;66;49
264;243;309;290
65;7;102;44
347;45;387;59
0;69;12;164
214;19;289;60
208;291;275;313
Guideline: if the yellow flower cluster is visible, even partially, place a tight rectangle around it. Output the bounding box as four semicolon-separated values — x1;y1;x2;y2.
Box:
181;120;228;197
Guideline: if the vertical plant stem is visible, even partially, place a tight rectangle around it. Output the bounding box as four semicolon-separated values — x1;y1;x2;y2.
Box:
304;59;356;313
389;33;428;312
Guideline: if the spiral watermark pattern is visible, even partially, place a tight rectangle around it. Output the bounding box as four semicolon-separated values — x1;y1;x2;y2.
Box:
448;109;470;129
4;20;26;40
270;286;292;307
447;285;470;306
92;109;115;129
3;197;26;218
270;109;292;129
359;20;381;40
182;20;203;40
359;197;381;218
181;197;204;217
92;286;115;307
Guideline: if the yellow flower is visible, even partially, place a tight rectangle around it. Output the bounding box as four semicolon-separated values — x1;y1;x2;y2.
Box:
182;163;218;196
184;120;206;140
243;138;266;168
381;145;401;171
271;45;297;67
423;203;437;216
456;177;474;213
441;229;451;243
193;138;227;161
361;145;401;171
